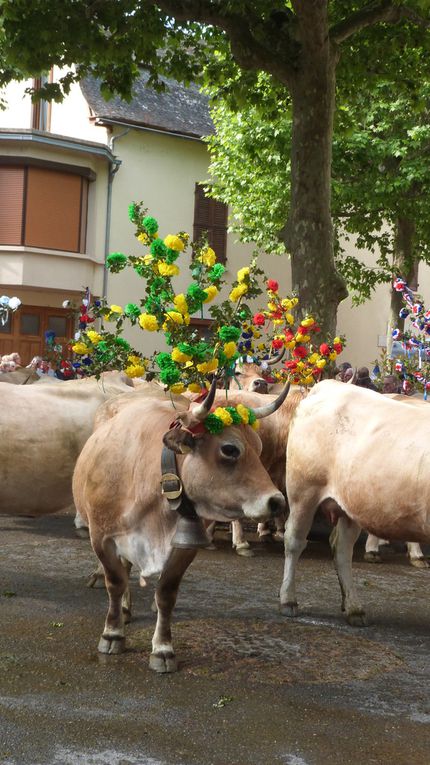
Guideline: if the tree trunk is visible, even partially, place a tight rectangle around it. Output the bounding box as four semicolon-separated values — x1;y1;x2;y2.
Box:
286;10;347;337
386;216;417;355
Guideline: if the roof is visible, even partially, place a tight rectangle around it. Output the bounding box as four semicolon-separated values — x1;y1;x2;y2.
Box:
80;71;214;139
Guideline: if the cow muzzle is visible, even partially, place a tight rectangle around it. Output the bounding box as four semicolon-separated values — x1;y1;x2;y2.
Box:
242;491;286;521
250;378;269;394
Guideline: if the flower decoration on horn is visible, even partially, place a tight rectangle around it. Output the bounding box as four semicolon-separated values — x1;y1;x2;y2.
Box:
250;280;345;387
385;277;430;398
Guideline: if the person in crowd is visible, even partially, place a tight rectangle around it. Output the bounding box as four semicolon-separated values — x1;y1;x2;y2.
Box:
355;366;379;391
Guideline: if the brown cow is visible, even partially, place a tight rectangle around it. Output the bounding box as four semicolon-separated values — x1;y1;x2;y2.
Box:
72;380;288;670
280;380;430;627
0;371;133;517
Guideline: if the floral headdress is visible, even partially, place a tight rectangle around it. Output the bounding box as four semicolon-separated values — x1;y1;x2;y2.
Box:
390;277;430;397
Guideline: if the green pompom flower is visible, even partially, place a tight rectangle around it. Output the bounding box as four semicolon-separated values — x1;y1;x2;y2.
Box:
128;203;139;223
192;341;211;362
177;342;194;357
156;352;175;369
106;252;128;272
160;366;181;386
225;406;243;425
114;337;131;350
208;264;225;282
219;326;241;342
124;303;141;318
150;238;167;259
165;248;180;264
248;410;257;427
204;414;224;434
143;215;159;235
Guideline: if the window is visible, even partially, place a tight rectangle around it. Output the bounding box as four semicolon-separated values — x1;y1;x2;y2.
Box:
20;312;40;335
0;164;88;252
193;184;228;264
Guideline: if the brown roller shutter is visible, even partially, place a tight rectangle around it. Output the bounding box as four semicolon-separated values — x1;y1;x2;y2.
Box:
0;167;25;245
24;167;82;252
193;183;228;264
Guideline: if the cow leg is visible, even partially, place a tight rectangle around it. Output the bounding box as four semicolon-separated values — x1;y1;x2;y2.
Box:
407;542;429;569
363;534;383;563
331;517;366;626
74;509;90;539
232;520;254;557
279;501;315;617
94;539;130;655
150;548;197;674
86;561;106;588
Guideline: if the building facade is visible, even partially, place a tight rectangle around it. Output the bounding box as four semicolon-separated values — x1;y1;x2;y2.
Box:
0;70;428;367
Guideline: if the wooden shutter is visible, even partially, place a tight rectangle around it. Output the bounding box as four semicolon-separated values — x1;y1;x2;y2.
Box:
193;184;228;264
24;167;83;252
0;166;25;245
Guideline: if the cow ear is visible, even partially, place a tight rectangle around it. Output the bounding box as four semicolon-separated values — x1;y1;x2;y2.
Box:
163;428;196;454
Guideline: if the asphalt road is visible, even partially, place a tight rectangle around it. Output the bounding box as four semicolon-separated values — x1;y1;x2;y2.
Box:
1;513;430;765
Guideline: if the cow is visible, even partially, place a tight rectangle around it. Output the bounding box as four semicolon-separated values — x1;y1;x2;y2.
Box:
203;386;307;555
72;379;288;670
364;393;430;568
0;371;133;519
279;379;430;627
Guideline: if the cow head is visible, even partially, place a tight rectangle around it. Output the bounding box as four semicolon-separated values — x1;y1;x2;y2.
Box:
162;378;288;523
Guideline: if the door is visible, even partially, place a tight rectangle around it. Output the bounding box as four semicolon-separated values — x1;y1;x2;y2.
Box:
0;305;74;365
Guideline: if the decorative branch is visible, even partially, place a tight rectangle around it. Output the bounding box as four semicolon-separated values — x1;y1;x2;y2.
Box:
331;1;430;44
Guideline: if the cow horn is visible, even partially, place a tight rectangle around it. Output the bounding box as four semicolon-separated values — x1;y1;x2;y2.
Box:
346;367;357;384
265;347;286;366
192;375;218;420
249;381;290;419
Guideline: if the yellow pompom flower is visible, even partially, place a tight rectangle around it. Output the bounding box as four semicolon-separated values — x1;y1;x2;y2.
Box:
124;364;146;378
183;313;191;325
198;247;216;267
273;319;284;326
143;254;153;264
237;266;250;283
285;340;296;350
128;354;144;366
329;351;338;361
170;382;186;394
316;359;327;369
86;330;102;345
197;358;219;374
165;311;184;325
137;232;151;244
303;375;314;386
110;304;122;314
251;419;260;431
301;317;315;327
164;234;185;252
291;297;299;307
158;262;180;277
214;407;233;427
296;333;310;343
333;336;341;345
139;313;159;331
188;382;201;394
173;294;189;315
223;341;237;359
229;284;248;302
236;404;250;425
171;348;192;364
203;285;218;303
72;342;90;355
308;353;319;364
285;313;295;325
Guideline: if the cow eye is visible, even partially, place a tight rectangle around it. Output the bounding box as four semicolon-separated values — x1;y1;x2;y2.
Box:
220;443;241;461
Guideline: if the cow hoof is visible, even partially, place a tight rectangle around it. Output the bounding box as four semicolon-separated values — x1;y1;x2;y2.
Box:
75;527;90;539
259;533;274;545
98;635;125;655
272;531;284;543
363;551;383;564
409;557;429;569
122;608;132;625
205;543;217;551
279;601;298;618
346;612;367;627
234;542;254;557
149;652;178;673
86;572;106;589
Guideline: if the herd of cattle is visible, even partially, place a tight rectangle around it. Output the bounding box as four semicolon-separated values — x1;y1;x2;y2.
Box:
1;362;429;672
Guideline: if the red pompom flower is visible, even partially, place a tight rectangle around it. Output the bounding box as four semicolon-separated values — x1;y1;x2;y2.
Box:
267;279;279;292
272;338;284;350
319;343;330;356
253;313;266;326
292;344;307;359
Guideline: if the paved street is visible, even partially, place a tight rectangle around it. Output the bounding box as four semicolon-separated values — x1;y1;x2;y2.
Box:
1;513;430;765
